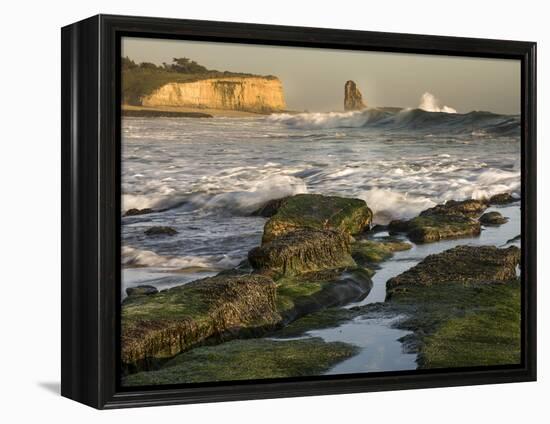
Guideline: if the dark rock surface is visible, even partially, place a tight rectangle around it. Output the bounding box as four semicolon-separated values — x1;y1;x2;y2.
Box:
489;192;517;205
144;226;178;236
124;208;155;217
126;285;159;297
479;211;509;226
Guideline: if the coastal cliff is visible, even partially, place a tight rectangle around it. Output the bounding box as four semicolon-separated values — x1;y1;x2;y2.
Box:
141;77;286;113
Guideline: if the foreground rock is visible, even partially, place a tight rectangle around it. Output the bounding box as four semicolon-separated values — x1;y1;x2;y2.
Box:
261;194;372;243
351;239;412;267
479;211;508;226
249;229;356;277
126;285;158;297
124;208;155;217
387;245;521;368
276;268;373;323
387;245;520;298
121;274;279;371
489;192;516;205
388;199;487;243
144;226;178;236
122;337;357;386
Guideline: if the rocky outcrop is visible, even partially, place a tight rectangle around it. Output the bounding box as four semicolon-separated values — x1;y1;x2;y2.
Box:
479;211;508;226
144;226;178;236
261;194;373;244
124;208;155;217
249;229;356;277
386;245;521;368
388;199;487;243
489;192;517;205
121;274;279;370
420;199;488;217
351;239;412;266
126;285;159;297
141;77;286;113
344;80;366;111
386;245;520;299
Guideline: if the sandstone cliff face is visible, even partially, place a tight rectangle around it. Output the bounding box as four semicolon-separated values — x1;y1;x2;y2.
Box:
141;77;286;113
344;80;366;111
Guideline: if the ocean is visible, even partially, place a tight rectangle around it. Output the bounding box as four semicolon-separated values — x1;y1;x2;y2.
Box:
121;107;521;374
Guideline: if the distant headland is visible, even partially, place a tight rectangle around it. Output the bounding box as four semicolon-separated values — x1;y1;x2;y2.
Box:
122;57;286;116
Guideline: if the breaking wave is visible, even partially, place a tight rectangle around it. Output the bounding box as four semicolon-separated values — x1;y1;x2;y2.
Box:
418;92;457;114
269;108;519;136
122;246;238;269
122;173;307;215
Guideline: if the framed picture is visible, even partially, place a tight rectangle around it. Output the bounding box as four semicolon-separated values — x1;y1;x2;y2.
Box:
61;14;537;409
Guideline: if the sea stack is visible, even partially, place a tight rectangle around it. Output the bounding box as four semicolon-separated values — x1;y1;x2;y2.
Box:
344;80;366;111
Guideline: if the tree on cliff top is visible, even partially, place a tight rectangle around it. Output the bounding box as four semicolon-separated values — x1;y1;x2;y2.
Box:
166;57;211;74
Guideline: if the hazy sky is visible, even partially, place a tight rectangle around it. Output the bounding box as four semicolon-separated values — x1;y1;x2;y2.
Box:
122;37;520;114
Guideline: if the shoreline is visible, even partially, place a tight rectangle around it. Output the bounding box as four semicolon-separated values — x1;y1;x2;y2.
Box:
122;104;274;118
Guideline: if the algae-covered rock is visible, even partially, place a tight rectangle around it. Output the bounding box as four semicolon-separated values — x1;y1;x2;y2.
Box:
386;245;520;299
420;199;488;217
389;214;481;243
126;285;159;297
386;245;522;369
479;211;508;226
249;229;356;277
251;197;289;217
351;239;412;266
121;274;279;370
122;337;357;386
261;194;372;243
489;192;516;205
388;199;488;243
275;267;372;322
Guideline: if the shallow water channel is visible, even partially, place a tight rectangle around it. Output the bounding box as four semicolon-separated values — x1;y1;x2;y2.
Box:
274;204;520;374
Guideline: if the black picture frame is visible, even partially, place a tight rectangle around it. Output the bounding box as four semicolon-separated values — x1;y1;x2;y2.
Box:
61;14;537;409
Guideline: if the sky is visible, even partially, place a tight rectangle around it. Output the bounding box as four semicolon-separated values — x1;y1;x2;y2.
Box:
122;37;520;115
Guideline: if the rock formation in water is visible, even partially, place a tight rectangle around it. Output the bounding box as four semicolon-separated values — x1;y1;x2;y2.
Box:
141;77;286;113
344;80;366;111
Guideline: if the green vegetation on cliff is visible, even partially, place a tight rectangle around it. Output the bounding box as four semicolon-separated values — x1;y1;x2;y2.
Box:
122;56;276;105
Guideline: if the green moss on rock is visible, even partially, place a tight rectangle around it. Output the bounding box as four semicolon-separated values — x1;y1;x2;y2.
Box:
351;239;412;266
389;214;481;243
121;274;279;370
479;211;508;226
489;192;516;205
386;245;521;369
421;281;521;368
122;337;358;386
420;199;488;217
262;194;372;243
249;229;356;277
388;199;490;243
386;245;520;299
275;267;372;322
